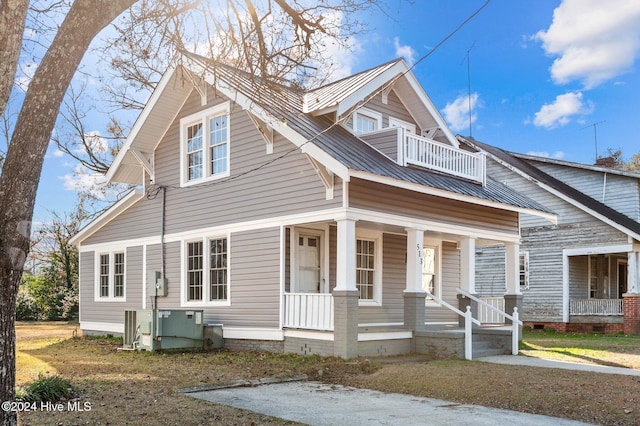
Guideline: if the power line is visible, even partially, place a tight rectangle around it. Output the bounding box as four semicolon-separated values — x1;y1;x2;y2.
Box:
161;0;491;192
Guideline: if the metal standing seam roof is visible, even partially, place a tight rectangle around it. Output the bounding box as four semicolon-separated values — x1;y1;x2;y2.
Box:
462;136;640;236
302;58;404;113
181;52;553;214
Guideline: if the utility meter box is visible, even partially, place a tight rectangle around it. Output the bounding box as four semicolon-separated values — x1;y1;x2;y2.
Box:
147;271;167;297
123;309;204;352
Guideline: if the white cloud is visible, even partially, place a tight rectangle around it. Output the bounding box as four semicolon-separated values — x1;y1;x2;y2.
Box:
443;93;480;133
53;149;65;158
61;165;107;198
394;37;416;66
535;0;640;88
81;131;108;155
526;151;565;159
533;91;593;129
15;62;38;92
309;10;361;83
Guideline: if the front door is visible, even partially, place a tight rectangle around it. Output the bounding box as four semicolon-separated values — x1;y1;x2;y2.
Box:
618;260;628;297
298;234;320;293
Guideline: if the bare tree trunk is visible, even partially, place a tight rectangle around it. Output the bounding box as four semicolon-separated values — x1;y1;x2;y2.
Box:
0;0;28;118
0;1;136;424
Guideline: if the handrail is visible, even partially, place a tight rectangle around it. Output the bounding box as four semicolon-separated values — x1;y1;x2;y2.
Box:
427;291;481;325
457;288;522;325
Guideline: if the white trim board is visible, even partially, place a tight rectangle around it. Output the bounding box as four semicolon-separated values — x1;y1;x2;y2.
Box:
80;321;124;334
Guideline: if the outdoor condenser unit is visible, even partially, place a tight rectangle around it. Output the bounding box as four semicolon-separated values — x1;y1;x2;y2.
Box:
123;309;204;352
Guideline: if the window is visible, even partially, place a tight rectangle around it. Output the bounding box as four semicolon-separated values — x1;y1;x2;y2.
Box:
519;251;529;290
186;123;203;180
355;230;382;305
351;108;382;134
209;238;228;300
114;252;125;297
184;237;229;305
356;239;375;300
422;246;437;297
99;254;110;297
180;102;230;186
187;241;204;301
96;251;126;301
388;117;417;135
209;114;228;175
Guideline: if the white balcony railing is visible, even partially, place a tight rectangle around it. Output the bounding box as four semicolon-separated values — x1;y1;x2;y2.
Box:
404;133;486;185
283;293;334;331
570;299;623;316
478;297;506;324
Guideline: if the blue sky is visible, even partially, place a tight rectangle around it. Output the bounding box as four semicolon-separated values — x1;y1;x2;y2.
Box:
32;0;640;223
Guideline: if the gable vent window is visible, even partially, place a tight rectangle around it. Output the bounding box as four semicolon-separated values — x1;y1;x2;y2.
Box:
181;102;231;186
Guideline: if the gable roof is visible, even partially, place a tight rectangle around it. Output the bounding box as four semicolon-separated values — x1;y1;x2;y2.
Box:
106;52;554;220
461;136;640;241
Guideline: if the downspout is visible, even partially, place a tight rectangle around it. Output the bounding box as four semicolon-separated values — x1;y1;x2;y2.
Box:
602;172;607;203
158;185;167;311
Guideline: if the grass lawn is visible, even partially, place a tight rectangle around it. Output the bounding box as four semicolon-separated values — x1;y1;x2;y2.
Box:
15;322;640;425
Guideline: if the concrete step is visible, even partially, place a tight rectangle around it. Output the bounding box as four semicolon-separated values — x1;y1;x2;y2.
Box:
473;347;509;358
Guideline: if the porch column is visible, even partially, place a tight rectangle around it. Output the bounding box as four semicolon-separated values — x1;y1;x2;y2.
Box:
404;228;426;332
457;237;477;327
333;217;359;358
504;242;523;327
624;250;640;335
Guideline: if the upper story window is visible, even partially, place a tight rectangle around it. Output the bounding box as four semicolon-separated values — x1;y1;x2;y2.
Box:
352;108;382;134
180;102;230;186
96;251;126;301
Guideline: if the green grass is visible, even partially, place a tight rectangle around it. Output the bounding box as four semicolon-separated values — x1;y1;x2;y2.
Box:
520;329;640;369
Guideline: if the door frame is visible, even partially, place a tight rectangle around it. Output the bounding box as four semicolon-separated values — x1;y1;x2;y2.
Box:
290;225;330;293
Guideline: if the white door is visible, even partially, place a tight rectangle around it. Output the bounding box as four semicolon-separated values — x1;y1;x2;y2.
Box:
298;235;321;293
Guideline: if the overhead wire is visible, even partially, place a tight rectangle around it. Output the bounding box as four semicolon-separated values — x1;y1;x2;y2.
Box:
149;0;491;192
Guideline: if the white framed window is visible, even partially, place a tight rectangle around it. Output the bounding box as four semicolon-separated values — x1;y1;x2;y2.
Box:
356;230;382;305
389;117;417;134
180;102;231;186
95;251;126;301
422;239;442;303
352;108;382;134
182;236;230;306
519;251;529;290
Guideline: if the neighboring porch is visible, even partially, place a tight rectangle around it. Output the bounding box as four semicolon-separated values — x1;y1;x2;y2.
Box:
281;217;523;359
562;249;628;332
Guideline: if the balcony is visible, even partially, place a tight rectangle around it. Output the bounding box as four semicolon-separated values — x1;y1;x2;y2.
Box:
360;128;486;185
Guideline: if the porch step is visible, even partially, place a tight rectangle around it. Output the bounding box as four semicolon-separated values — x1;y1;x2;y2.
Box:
472;329;512;358
472;339;508;358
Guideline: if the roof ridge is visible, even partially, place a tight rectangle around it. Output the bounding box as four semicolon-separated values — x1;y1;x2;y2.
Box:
306;57;405;93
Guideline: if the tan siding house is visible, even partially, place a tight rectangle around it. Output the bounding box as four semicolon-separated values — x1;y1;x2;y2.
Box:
72;55;553;359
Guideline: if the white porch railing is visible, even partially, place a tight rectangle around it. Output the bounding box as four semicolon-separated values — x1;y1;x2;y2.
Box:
425;291;481;360
570;299;623;316
458;289;521;359
404;133;486;185
283;293;334;331
478;297;506;324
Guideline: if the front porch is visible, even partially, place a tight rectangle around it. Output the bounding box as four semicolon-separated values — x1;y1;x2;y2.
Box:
281;289;521;359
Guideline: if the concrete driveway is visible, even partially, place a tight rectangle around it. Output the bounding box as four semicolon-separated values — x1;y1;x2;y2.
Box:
187;381;593;426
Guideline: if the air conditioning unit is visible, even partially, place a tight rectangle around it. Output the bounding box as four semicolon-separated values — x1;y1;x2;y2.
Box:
123;309;204;352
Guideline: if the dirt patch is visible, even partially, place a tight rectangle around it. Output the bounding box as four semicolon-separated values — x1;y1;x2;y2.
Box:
14;323;640;425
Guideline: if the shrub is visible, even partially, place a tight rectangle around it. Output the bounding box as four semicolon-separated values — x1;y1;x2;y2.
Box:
17;374;77;403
